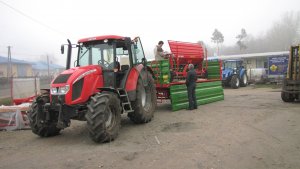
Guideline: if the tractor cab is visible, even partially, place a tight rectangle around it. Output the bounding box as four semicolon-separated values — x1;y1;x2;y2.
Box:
222;60;243;72
60;36;148;88
72;36;146;89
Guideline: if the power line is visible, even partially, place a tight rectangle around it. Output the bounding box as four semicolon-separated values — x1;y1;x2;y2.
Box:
0;0;66;38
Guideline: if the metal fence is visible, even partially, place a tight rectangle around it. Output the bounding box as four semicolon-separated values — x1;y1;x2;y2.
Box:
0;76;53;99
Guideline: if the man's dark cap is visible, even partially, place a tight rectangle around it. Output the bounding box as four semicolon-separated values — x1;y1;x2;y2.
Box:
158;41;164;45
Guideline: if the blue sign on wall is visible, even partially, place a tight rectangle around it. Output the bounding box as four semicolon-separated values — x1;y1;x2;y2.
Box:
268;55;288;75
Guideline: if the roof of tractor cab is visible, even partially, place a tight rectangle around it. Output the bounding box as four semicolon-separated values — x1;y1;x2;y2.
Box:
78;35;125;43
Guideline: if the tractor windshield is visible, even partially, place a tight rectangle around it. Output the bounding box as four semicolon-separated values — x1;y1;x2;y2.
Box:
78;43;114;69
223;61;237;69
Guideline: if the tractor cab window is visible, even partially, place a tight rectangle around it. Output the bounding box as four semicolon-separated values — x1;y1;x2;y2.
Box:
78;43;114;69
116;47;130;69
101;47;114;69
131;37;145;65
224;61;237;69
78;45;90;66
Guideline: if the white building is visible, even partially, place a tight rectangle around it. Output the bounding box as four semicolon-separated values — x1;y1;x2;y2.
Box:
209;51;289;82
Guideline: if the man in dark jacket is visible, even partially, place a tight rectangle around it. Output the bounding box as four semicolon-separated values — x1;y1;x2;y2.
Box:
186;64;198;110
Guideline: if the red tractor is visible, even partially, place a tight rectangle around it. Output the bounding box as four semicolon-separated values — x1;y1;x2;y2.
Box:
28;35;157;143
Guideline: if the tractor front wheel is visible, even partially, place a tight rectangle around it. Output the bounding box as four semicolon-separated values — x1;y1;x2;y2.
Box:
129;72;157;123
240;74;248;87
281;91;294;102
85;92;121;143
230;75;240;89
28;94;61;137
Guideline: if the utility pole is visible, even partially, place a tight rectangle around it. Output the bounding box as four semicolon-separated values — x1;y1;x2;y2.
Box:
7;46;12;78
7;46;13;102
47;55;50;83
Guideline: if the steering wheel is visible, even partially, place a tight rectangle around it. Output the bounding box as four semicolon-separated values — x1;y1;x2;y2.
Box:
98;60;113;69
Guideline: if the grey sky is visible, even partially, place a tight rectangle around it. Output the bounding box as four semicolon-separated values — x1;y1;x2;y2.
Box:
0;0;299;66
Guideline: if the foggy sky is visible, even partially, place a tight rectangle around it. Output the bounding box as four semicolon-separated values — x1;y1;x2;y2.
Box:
0;0;299;66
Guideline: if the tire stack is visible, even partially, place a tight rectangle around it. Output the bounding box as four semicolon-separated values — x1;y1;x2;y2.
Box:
170;81;224;111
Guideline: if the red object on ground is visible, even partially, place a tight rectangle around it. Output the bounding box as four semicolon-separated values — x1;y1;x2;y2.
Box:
13;95;35;105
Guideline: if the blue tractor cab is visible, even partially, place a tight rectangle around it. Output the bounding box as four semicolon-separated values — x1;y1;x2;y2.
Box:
222;59;248;89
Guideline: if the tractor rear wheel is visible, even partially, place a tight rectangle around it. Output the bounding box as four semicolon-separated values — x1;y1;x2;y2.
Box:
240;74;248;87
230;75;240;89
281;91;294;102
85;92;121;143
28;94;61;137
129;72;157;123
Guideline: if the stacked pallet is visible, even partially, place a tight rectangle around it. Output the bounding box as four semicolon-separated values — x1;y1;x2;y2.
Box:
205;59;222;80
170;81;224;111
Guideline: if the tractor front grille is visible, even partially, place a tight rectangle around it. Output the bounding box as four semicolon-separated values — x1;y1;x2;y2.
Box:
72;78;84;101
51;95;65;105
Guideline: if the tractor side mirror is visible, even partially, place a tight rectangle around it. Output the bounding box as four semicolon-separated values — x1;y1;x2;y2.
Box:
61;45;64;54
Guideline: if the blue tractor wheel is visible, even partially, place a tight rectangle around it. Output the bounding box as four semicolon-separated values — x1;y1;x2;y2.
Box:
230;75;240;89
240;73;248;87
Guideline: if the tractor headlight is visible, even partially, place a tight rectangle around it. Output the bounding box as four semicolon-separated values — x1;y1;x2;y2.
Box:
51;88;58;95
51;85;70;95
58;85;70;94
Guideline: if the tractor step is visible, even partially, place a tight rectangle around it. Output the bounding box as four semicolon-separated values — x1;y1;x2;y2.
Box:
117;88;134;113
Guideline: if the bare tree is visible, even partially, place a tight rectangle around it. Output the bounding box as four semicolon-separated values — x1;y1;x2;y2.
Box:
220;11;300;55
211;29;224;55
236;28;247;51
264;11;300;51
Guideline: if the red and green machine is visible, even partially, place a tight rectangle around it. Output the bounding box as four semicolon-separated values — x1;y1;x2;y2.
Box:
148;40;224;111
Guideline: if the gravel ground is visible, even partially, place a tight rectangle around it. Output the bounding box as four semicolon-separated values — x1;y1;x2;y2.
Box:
0;86;299;169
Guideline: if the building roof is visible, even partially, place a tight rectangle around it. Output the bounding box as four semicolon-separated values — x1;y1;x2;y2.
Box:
32;61;64;70
0;55;64;71
208;51;289;60
0;55;32;65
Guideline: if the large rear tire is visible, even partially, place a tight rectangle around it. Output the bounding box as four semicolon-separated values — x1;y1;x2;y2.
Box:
230;75;240;89
85;92;122;143
28;94;61;137
128;71;157;123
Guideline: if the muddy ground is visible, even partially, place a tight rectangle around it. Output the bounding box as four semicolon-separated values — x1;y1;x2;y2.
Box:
1;86;300;169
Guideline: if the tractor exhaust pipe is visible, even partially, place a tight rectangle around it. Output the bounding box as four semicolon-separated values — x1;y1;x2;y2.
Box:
66;39;72;70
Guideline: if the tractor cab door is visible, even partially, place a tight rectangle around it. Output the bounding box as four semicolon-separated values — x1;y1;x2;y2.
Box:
131;37;146;66
101;40;131;88
100;48;116;88
77;42;123;88
130;37;149;85
82;43;116;88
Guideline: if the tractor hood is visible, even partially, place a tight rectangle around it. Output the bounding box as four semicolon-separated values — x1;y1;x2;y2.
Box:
222;68;233;76
50;65;103;105
222;68;234;80
52;65;102;85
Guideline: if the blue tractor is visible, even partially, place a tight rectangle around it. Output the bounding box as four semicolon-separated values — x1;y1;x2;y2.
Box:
222;60;248;89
